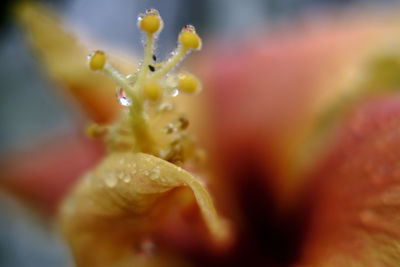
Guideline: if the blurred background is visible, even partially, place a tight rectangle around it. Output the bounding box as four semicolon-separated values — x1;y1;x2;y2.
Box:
1;0;399;154
0;0;399;266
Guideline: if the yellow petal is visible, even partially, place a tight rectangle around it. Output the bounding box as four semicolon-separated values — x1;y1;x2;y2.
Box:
59;152;229;266
15;3;134;122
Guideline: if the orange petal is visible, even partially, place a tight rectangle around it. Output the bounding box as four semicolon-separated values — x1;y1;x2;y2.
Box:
301;96;400;266
0;131;103;214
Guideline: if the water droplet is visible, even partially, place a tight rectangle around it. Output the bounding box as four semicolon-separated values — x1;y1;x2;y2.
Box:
182;24;196;33
159;148;171;159
128;162;136;168
137;9;160;25
166;88;179;97
126;74;137;82
157;102;174;112
137;14;145;22
149;167;160;180
123;174;131;183
146;8;160;16
105;174;118;188
116;88;132;106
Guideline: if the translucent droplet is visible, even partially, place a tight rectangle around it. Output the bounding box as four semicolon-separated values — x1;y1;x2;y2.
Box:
166;88;179;97
182;24;196;33
146;8;160;16
157;102;174;112
149;167;160;180
116;88;132;106
137;13;145;23
159;148;171;159
126;74;137;82
123;174;131;183
137;9;160;24
105;175;118;188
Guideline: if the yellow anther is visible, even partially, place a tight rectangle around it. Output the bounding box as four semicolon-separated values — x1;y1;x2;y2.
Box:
178;32;201;50
143;81;161;101
88;50;106;71
139;15;161;34
178;74;199;93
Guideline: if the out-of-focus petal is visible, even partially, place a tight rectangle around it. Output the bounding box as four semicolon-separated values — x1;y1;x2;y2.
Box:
0;132;103;214
194;10;400;208
15;3;135;122
300;96;400;266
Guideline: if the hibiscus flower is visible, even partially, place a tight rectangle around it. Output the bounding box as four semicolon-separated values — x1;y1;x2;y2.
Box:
3;2;400;266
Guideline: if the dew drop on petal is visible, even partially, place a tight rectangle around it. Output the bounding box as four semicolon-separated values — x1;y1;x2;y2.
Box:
117;171;125;180
116;88;132;106
159;148;172;159
149;167;160;180
123;174;131;183
105;174;118;188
